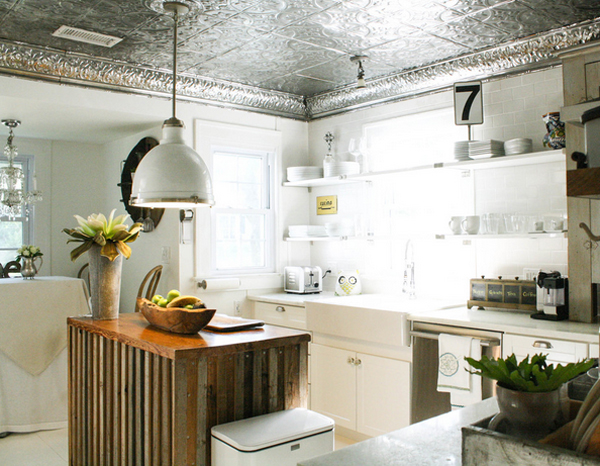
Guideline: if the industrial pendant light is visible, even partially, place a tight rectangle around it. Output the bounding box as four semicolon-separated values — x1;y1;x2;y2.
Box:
131;1;214;208
350;55;368;89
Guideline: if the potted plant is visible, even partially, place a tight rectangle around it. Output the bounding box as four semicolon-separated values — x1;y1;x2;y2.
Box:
63;209;141;320
466;353;595;440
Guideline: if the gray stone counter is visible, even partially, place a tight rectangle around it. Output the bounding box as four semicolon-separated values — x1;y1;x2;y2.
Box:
299;398;498;466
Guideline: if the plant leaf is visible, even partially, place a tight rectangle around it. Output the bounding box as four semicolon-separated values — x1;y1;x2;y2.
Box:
69;240;93;262
115;240;132;260
100;242;119;261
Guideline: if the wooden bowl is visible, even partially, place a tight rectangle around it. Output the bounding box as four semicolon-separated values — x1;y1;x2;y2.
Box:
137;298;216;334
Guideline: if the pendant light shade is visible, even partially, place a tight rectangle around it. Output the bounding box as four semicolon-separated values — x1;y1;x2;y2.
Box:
131;1;214;208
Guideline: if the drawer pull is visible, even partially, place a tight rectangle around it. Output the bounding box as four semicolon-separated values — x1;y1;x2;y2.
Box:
275;306;285;313
347;357;355;365
533;340;553;349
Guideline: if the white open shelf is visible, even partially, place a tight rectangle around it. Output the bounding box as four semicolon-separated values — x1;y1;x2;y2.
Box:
282;149;565;187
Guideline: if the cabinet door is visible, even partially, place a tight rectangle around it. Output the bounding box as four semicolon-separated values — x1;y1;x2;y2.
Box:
310;343;356;430
503;334;588;365
356;353;411;437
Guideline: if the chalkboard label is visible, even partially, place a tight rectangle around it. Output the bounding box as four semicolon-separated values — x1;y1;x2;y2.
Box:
471;282;486;301
504;285;520;304
521;286;537;305
487;284;503;302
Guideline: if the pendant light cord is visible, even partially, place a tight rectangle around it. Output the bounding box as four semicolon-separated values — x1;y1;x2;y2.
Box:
172;9;179;119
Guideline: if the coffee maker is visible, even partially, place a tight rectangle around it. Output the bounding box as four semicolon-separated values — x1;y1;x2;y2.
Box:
531;271;568;321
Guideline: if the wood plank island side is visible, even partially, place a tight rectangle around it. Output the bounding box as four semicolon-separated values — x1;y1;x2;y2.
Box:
68;313;311;466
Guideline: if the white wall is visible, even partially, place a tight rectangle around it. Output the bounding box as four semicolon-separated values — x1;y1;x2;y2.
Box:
0;76;310;315
304;68;567;300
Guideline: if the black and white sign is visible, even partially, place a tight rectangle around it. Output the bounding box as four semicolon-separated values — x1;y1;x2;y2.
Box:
454;81;483;125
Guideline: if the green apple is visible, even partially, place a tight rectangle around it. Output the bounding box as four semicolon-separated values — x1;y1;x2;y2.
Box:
157;298;169;308
185;304;194;309
166;289;180;302
151;294;163;304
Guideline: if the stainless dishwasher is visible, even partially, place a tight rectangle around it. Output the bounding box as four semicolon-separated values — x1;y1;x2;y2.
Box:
410;321;502;424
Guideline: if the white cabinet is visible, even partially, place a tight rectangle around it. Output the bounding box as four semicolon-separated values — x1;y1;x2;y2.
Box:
590;343;599;359
502;334;588;365
253;301;307;330
310;343;411;437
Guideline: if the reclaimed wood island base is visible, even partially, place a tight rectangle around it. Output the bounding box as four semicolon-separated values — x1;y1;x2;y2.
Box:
68;313;310;466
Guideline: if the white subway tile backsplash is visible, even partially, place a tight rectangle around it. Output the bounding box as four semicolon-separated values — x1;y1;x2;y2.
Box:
503;99;525;113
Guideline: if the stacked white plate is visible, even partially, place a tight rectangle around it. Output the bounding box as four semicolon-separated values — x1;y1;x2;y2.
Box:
454;141;471;161
288;225;327;238
324;161;360;178
287;166;323;182
468;140;505;159
504;138;533;155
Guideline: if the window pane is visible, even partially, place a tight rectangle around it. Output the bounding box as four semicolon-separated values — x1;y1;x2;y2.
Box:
240;240;265;268
0;249;17;264
238;156;262;183
241;214;264;241
0;221;23;248
216;241;240;270
214;181;240;209
238;184;261;209
213;154;239;183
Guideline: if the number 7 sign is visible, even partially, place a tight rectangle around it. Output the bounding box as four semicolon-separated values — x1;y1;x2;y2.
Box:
454;81;483;125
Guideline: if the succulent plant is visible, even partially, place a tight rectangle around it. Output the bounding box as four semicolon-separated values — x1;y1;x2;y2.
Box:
465;353;595;393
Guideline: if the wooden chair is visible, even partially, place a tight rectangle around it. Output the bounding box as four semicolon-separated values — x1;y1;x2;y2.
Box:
135;265;163;312
77;263;90;293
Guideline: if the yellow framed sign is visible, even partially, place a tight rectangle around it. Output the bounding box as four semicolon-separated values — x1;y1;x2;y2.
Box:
317;195;337;215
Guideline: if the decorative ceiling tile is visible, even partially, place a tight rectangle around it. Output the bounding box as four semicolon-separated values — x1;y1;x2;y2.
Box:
0;0;600;117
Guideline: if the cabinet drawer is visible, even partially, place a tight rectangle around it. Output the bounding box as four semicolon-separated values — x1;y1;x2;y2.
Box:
503;334;588;365
254;301;307;330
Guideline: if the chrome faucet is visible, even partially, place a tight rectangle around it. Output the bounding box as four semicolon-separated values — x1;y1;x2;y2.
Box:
402;240;416;299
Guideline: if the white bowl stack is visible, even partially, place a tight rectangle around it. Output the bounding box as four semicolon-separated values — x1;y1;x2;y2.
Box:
287;166;323;182
504;138;533;156
454;141;471;161
324;161;360;178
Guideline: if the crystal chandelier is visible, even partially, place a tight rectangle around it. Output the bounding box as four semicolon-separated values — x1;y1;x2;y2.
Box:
0;119;42;219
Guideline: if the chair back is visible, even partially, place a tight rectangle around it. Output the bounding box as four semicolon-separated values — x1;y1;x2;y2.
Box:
135;265;163;312
77;263;90;293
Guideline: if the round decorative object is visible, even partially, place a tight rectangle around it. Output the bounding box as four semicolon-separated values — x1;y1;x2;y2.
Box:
138;298;216;334
438;353;459;377
119;137;164;232
88;244;123;320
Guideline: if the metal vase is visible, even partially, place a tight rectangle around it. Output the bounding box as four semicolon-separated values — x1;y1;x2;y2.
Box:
88;244;122;320
495;383;568;440
21;257;36;279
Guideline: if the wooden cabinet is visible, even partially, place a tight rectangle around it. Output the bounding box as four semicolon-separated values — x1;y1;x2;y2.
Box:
67;314;310;466
310;343;410;437
502;333;588;365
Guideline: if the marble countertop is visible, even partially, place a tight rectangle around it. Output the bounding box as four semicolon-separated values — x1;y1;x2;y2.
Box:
299;398;498;466
410;307;599;343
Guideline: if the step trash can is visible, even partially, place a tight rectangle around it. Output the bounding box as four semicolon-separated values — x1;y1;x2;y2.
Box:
211;408;334;466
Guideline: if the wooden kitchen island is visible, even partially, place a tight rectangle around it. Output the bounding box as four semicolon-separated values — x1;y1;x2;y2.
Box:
67;313;310;466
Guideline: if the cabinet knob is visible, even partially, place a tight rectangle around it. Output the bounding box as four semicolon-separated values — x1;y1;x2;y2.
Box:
355;358;362;366
533;340;553;349
347;357;355;365
275;306;285;313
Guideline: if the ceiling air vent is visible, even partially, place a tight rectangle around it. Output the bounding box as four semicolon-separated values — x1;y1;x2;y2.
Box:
52;25;123;48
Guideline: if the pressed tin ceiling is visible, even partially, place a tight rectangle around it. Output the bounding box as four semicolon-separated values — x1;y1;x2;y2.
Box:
1;0;600;120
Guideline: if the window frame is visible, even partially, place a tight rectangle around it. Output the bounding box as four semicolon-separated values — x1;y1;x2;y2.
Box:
210;146;275;276
0;154;34;261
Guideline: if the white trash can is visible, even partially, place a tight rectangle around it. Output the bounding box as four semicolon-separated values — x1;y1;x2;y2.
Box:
211;408;334;466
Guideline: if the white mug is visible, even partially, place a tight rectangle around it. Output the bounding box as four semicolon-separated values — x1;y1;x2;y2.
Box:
449;216;464;235
461;216;480;235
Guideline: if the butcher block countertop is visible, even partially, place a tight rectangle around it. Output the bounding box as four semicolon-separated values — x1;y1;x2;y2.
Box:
67;312;311;360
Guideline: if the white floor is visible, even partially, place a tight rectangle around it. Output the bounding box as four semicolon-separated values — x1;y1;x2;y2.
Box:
0;429;356;465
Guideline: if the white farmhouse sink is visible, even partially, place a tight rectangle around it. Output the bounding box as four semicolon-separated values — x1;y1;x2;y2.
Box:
306;294;461;347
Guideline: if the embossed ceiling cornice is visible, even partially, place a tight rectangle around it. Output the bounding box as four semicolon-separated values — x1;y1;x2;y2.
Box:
307;19;600;119
0;19;599;120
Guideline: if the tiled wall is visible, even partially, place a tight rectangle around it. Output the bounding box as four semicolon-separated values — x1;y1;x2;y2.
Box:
306;68;567;300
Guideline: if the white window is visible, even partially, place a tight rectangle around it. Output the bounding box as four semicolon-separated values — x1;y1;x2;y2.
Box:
211;147;274;274
194;120;281;279
0;155;34;264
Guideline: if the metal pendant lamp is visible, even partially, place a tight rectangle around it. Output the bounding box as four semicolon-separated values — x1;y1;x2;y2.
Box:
131;1;214;208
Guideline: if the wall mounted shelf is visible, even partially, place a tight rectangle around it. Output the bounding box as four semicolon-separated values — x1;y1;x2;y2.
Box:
282;150;565;188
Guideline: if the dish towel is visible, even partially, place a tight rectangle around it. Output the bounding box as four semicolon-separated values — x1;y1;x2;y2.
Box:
437;333;482;410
